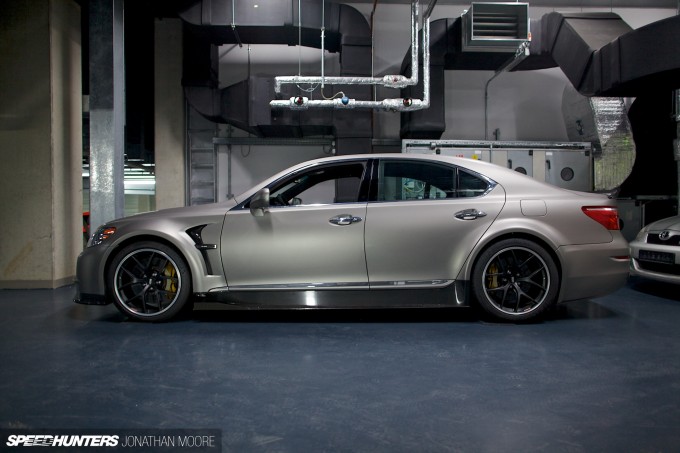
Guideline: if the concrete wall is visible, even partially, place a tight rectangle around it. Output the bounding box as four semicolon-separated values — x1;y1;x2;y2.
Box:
154;18;186;209
0;0;82;288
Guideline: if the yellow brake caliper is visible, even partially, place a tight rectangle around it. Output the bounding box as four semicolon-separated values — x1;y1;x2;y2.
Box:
487;262;499;289
163;264;178;300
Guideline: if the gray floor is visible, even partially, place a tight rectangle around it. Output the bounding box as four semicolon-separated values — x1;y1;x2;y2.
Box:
1;278;680;452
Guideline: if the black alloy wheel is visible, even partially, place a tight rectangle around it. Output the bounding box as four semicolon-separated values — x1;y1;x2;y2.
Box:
108;241;192;321
472;238;560;322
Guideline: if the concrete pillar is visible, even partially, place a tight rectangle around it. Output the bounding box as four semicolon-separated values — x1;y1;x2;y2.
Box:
88;0;125;232
675;90;680;214
0;0;82;288
154;18;186;209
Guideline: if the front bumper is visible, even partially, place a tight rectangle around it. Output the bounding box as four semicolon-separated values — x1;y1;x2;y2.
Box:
629;240;680;284
73;281;109;305
73;244;112;305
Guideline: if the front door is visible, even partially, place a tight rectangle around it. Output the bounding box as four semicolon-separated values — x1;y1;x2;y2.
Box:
221;161;369;290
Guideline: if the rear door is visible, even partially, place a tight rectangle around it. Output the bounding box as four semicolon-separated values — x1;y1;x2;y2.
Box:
364;159;506;288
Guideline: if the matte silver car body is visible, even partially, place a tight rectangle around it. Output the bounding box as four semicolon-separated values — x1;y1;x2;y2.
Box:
75;154;630;321
630;215;680;284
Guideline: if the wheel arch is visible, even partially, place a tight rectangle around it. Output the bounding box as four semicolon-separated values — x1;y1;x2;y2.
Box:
462;231;563;288
103;234;195;298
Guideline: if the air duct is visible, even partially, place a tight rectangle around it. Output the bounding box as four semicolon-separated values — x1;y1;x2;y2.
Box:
562;86;635;192
513;12;680;96
178;0;373;141
401;10;680;139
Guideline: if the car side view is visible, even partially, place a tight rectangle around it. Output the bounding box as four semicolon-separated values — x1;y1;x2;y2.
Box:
75;154;630;322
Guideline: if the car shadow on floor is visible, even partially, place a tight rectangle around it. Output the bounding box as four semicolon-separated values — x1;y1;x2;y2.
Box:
71;298;619;324
545;299;619;321
190;306;480;324
187;299;618;324
628;276;680;302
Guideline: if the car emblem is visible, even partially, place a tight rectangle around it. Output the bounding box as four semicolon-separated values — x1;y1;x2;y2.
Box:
659;231;671;241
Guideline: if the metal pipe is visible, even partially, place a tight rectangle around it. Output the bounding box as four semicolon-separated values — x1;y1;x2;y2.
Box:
484;72;501;141
423;0;437;20
370;0;380;101
298;0;302;77
321;0;325;88
269;5;430;112
271;15;431;112
231;0;243;47
484;41;530;140
274;0;420;94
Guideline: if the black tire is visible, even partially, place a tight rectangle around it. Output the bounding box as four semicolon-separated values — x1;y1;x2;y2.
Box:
472;238;559;322
108;241;192;322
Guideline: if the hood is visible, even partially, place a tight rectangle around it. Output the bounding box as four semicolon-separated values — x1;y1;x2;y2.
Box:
647;215;680;232
105;199;238;227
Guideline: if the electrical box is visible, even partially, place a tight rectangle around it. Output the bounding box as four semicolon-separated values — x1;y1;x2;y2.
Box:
544;149;592;192
462;2;530;53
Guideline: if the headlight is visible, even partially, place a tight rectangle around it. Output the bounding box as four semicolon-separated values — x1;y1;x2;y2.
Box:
87;225;117;247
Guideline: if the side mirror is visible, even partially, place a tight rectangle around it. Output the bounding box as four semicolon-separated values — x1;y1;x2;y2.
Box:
249;188;270;217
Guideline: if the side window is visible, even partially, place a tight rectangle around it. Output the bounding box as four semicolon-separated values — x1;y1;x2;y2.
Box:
377;160;455;201
268;162;366;206
457;170;490;198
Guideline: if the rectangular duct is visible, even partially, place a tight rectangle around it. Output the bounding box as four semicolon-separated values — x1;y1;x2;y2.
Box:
462;2;529;53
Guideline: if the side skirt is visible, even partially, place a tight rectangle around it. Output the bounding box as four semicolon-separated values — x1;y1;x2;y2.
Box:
195;281;469;309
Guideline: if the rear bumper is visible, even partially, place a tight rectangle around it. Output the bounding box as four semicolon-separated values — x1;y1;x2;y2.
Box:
557;240;630;302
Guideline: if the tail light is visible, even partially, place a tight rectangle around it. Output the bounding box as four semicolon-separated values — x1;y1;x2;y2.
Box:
582;206;620;230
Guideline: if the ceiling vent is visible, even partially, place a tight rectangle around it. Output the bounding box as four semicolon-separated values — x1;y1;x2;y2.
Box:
462;2;529;52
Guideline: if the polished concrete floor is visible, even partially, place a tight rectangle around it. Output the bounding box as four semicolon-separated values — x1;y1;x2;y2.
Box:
1;278;680;452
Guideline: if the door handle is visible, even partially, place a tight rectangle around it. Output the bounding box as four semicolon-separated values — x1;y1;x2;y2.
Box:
454;209;487;221
329;214;363;226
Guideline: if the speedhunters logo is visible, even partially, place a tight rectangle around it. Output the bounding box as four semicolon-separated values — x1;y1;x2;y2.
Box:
5;435;119;447
1;430;221;452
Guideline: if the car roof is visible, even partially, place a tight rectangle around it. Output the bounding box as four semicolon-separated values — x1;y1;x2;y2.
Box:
235;152;570;203
305;152;505;174
310;153;561;189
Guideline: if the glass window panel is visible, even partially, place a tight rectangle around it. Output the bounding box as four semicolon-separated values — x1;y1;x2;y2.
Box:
269;162;365;206
377;161;455;201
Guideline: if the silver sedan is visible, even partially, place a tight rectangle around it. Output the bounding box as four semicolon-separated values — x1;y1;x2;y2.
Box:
630;215;680;284
75;154;630;322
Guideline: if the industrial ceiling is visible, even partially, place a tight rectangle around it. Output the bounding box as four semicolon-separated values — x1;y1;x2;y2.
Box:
338;0;678;8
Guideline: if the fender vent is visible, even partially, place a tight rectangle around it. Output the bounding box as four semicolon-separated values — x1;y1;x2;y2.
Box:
462;2;529;52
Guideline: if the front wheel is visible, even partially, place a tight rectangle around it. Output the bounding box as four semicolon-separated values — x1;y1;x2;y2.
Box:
108;241;192;322
472;239;560;322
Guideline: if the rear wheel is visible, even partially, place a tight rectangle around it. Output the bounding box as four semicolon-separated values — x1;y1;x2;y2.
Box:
472;238;559;322
108;241;192;322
